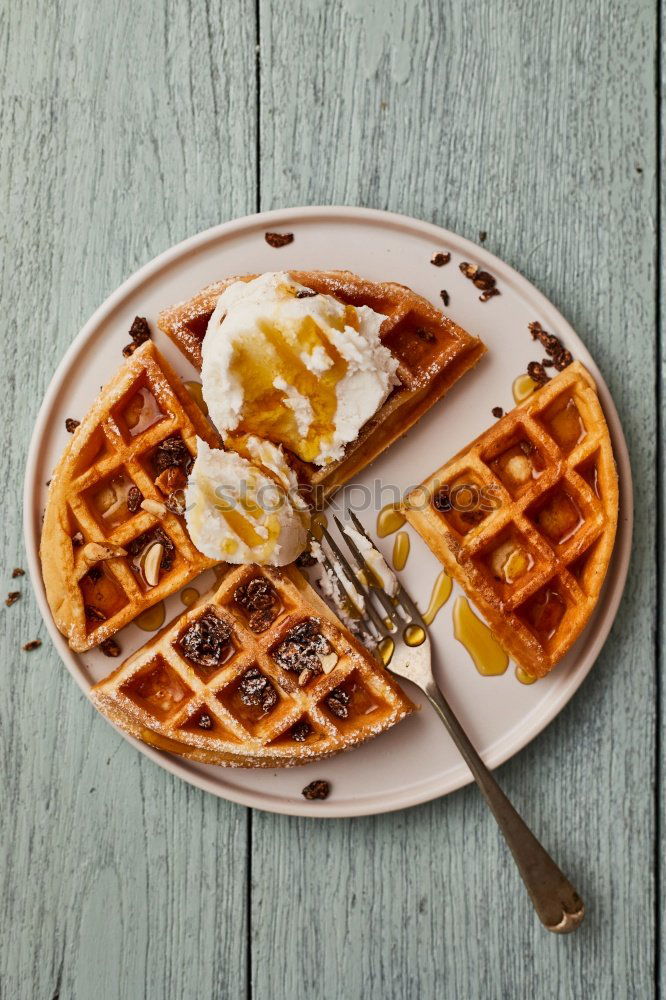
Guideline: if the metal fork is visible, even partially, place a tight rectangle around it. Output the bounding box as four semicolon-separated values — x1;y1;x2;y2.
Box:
316;510;585;935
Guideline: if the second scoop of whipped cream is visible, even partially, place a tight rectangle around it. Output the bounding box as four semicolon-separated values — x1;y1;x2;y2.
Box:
185;436;310;566
200;271;400;466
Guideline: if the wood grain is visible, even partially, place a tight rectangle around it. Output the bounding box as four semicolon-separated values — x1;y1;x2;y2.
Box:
253;1;657;998
0;2;255;998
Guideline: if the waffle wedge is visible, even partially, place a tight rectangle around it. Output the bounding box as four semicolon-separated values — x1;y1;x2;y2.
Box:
90;564;414;767
404;362;618;679
158;270;486;498
41;341;222;653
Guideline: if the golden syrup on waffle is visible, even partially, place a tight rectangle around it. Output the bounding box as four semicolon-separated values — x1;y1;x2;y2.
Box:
453;596;508;676
392;531;410;570
546;398;586;452
80;566;128;629
184;380;208;415
489;440;545;493
422;571;452;625
404;624;426;647
515;666;537;685
135;601;166;632
89;473;135;528
534;490;583;545
377;503;406;538
181;587;199;607
512;373;539;403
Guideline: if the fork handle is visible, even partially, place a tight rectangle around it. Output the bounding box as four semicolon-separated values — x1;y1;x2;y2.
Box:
424;680;585;933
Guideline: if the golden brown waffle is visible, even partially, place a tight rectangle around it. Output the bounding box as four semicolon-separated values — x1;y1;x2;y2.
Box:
41;341;222;653
404;362;618;679
158;270;486;498
90;564;414;767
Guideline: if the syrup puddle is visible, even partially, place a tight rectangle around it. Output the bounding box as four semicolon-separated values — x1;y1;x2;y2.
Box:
181;587;200;607
392;531;410;571
515;666;537;685
135;601;166;632
422;571;452;626
378;637;395;666
512;373;539;404
376;503;406;538
453;596;508;676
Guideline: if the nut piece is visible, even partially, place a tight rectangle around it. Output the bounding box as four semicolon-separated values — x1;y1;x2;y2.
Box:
143;542;164;587
140;498;167;517
318;650;339;674
82;542;127;564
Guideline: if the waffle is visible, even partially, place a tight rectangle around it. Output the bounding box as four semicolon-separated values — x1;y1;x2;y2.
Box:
90;564;414;767
41;341;222;653
158;270;486;498
403;362;618;678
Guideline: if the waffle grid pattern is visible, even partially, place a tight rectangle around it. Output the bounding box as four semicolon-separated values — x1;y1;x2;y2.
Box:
157;270;486;497
41;342;221;652
404;362;618;678
91;565;413;767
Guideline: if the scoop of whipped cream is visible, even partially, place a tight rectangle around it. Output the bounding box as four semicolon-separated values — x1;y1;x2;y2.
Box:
185;436;309;566
200;271;400;466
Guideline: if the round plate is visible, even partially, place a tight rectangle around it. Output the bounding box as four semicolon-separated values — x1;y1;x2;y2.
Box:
24;207;632;817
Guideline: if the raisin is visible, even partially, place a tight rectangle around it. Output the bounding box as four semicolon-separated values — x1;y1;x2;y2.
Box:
100;637;121;657
12;568;25;578
65;418;80;433
179;611;232;669
431;251;450;266
86;565;102;583
238;667;278;713
291;720;312;742
415;327;436;343
492;406;503;418
326;687;350;719
440;290;450;306
5;592;20;607
265;231;294;248
23;639;42;652
459;262;478;279
295;549;316;568
197;712;213;730
273;620;330;674
472;270;496;291
127;486;144;513
153;435;192;475
302;780;330;800
433;489;452;513
295;288;317;298
84;605;106;622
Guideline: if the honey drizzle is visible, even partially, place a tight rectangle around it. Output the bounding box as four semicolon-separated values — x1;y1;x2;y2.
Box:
453;596;508;676
135;601;166;632
392;531;410;571
184;380;208;416
376;503;406;538
422;571;452;626
181;587;200;607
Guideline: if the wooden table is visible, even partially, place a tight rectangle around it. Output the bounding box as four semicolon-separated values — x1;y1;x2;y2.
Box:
1;2;658;997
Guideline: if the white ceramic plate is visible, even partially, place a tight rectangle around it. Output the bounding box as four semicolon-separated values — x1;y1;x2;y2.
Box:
24;207;632;818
